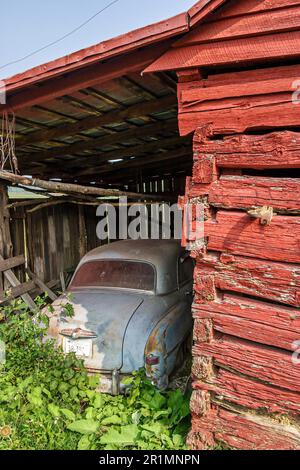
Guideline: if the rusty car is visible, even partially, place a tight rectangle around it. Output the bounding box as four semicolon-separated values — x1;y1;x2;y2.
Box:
47;239;194;394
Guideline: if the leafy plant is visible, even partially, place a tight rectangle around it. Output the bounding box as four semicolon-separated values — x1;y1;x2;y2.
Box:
0;299;191;450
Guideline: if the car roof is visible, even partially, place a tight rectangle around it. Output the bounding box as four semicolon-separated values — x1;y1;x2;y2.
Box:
81;239;184;266
77;240;185;294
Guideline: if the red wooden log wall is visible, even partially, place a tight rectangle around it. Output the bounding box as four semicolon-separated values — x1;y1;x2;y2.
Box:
184;129;300;450
173;0;300;450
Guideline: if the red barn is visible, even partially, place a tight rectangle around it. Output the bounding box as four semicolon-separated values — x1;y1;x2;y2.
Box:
147;0;300;450
1;0;300;450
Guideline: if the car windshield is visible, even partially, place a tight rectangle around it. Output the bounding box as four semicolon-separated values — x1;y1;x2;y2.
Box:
70;260;156;291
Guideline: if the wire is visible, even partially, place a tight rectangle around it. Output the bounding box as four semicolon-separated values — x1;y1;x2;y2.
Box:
0;0;121;72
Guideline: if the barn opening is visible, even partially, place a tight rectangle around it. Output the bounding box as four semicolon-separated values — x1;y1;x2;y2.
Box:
0;14;194;289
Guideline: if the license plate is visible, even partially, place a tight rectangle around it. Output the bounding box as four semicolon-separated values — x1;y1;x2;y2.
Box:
63;338;92;358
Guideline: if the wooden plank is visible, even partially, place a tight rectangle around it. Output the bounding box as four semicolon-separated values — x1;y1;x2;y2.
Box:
178;5;300;45
216;0;300;20
27;269;57;302
179;76;300;109
21;120;177;162
23;135;187;174
194;369;300;416
0;281;36;304
179;100;300;136
193;335;300;392
193;293;300;351
194;131;300;170
0;255;36;310
192;63;300;88
208;175;300;211
0;185;13;291
4;44;172;112
145;31;300;73
0;255;25;273
188;0;227;27
49;136;189;177
189;407;300;450
77;147;191;178
180;91;293;115
195;253;300;307
205;211;300;263
17;95;177;147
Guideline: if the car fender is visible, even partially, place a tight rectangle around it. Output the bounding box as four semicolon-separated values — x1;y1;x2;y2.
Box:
144;300;192;385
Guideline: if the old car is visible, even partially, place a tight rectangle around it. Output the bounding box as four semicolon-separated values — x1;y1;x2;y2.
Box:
47;239;194;394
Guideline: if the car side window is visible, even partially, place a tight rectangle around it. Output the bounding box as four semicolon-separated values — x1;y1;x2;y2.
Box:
178;254;194;286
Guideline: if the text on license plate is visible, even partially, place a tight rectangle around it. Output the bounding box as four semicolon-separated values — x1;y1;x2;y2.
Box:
63;338;92;357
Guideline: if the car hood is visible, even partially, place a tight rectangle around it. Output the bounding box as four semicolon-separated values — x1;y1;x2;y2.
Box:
50;290;144;371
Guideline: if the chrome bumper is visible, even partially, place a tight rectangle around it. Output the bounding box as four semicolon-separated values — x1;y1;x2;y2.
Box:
97;369;129;395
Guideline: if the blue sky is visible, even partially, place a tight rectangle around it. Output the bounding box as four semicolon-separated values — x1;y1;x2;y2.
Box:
1;0;195;79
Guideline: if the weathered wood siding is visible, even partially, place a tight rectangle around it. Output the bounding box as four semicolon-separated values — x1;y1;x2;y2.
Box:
10;204;101;285
184;123;300;449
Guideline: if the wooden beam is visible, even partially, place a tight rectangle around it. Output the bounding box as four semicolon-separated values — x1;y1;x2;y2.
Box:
0;186;13;260
0;185;13;291
76;146;191;178
179;4;300;45
0;281;36;304
0;255;25;272
27;268;57;301
216;0;300;19
188;0;227;27
194;293;300;351
205;211;300;264
179;76;300;109
208;175;300;212
21;120;177;162
194;368;300;417
0;254;36;310
37;135;190;176
17;95;177;147
0;171;168;201
3;44;171;112
145;31;300;72
190;406;300;450
193;131;300;170
195;252;300;307
194;334;300;393
78;206;87;260
179;99;300;136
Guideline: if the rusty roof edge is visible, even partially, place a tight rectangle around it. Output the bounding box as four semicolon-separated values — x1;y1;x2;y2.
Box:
3;12;189;94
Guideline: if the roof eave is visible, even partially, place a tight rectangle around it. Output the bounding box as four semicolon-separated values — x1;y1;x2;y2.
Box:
3;12;189;95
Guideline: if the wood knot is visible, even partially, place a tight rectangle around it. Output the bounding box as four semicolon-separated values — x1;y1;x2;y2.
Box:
247;206;276;226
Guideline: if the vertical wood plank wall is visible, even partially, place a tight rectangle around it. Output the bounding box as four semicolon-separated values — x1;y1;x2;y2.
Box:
10;204;102;285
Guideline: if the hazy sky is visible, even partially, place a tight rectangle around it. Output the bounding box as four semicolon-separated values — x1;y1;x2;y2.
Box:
1;0;195;79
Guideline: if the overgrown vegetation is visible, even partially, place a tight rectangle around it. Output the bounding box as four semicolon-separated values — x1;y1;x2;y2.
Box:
0;298;191;450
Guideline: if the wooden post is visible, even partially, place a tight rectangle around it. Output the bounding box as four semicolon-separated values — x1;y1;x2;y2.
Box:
0;184;13;290
78;205;87;259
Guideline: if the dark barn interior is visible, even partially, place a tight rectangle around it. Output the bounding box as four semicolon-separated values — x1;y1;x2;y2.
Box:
0;15;193;287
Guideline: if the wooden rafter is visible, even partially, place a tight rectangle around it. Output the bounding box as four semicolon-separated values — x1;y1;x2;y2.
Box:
20;119;178;162
75;147;191;178
3;44;174;112
25;135;190;176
